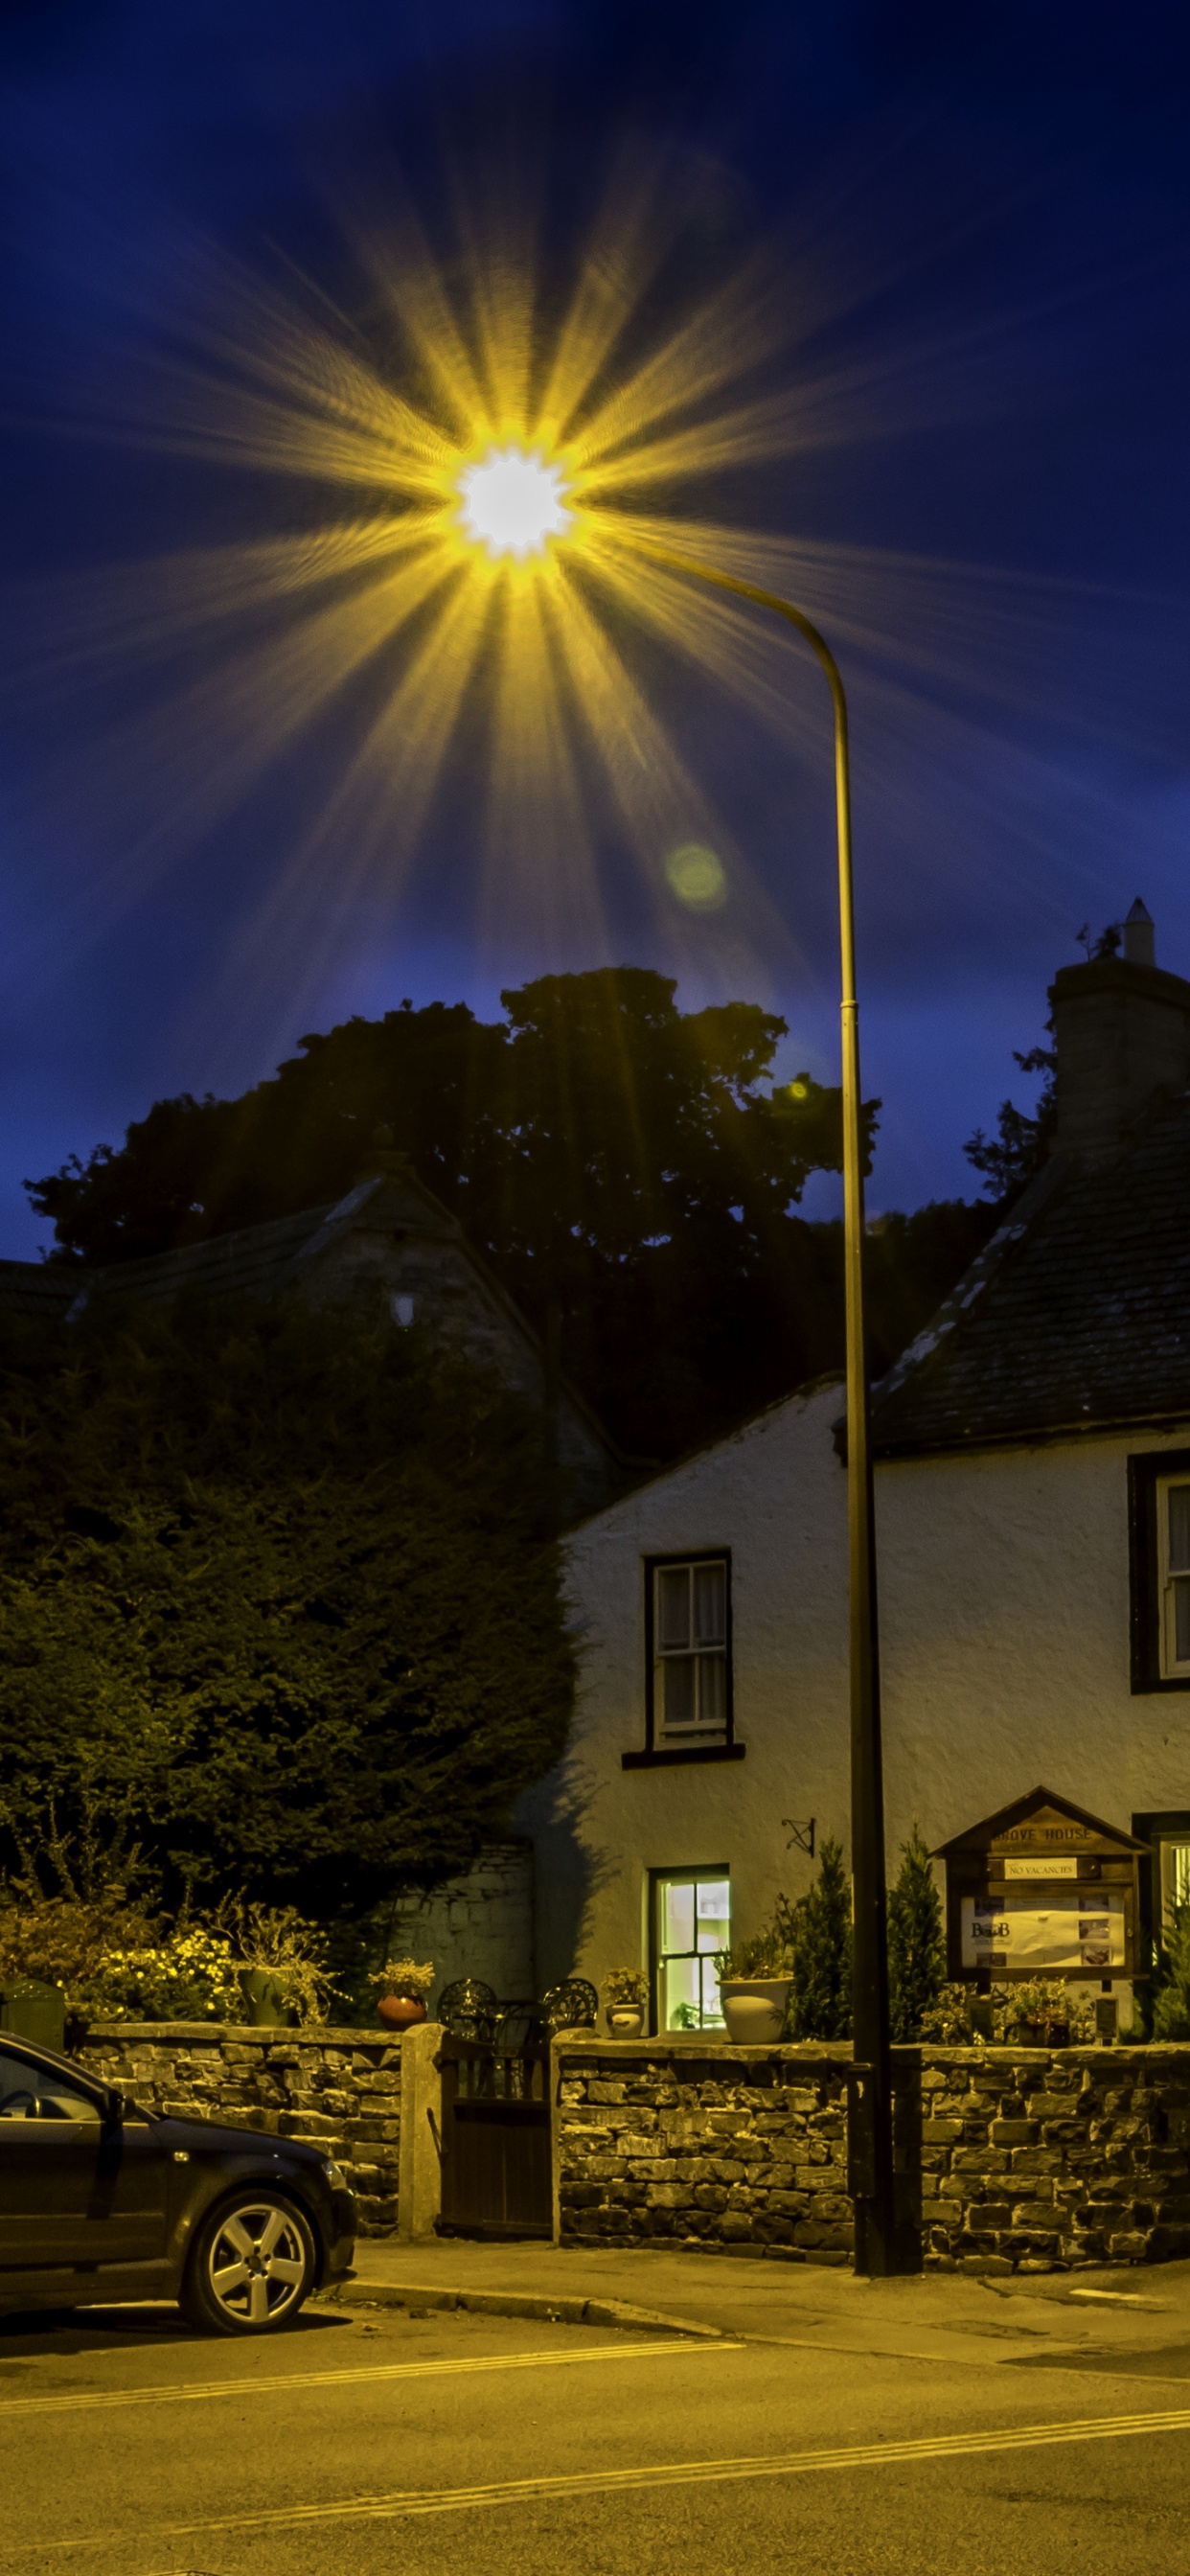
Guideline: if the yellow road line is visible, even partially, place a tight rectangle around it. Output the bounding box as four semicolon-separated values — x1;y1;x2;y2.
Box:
17;2398;1190;2555
0;2336;722;2420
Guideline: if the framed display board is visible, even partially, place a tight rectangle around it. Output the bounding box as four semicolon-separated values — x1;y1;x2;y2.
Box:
932;1785;1148;1984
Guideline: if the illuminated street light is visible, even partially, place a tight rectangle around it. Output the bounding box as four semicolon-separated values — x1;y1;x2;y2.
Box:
100;191;904;2270
454;485;904;2278
457;446;573;560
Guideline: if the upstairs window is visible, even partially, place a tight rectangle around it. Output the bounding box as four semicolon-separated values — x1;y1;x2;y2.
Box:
622;1549;743;1769
1159;1478;1190;1676
1129;1451;1190;1691
652;1556;729;1746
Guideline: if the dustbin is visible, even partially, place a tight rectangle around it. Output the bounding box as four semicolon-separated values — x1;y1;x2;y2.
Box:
0;1978;66;2052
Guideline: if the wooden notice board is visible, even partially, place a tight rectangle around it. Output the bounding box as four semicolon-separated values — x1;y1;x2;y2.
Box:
932;1785;1148;1985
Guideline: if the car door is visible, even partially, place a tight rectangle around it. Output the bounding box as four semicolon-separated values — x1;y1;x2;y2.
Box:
0;2044;171;2288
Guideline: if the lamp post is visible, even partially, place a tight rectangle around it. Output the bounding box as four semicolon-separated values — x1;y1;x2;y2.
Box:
632;544;898;2277
456;460;903;2274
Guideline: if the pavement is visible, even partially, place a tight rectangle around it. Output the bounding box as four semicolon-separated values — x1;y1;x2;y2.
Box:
328;2233;1190;2379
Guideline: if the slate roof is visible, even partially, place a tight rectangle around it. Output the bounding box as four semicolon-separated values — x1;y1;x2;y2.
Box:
0;1169;621;1475
88;1204;338;1311
871;1091;1190;1456
0;1261;80;1322
0;1170;464;1323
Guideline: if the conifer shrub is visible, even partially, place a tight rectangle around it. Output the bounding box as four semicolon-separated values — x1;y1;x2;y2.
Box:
1151;1906;1190;2039
886;1823;945;2042
787;1835;853;2040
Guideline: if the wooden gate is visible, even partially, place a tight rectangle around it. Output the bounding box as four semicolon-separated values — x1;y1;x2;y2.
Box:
436;2033;553;2240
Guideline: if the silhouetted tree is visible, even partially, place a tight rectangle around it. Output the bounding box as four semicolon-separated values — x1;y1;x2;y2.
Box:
964;1042;1056;1203
27;969;1010;1459
28;971;880;1457
0;1298;574;1918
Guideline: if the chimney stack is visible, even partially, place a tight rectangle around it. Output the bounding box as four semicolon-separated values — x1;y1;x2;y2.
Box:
1049;904;1190;1158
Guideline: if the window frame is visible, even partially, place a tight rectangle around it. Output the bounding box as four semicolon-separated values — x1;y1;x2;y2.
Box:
1129;1448;1190;1692
623;1548;745;1771
648;1865;732;2035
1133;1809;1190;1973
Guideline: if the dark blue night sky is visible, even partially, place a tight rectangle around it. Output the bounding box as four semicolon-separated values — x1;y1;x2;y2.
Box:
3;1;1189;1253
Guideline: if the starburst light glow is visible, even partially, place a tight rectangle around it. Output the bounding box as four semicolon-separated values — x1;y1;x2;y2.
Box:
15;160;909;1015
457;446;573;560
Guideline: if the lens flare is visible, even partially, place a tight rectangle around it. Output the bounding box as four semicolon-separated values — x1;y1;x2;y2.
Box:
11;157;862;1015
458;447;573;560
665;842;727;908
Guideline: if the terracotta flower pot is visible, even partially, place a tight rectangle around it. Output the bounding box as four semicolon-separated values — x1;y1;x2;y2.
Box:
606;2004;645;2037
719;1979;791;2044
377;1992;427;2032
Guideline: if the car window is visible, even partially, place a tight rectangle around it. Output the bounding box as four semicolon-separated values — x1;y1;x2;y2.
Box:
0;2046;103;2122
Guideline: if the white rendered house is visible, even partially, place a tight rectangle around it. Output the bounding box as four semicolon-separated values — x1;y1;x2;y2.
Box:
524;901;1190;2031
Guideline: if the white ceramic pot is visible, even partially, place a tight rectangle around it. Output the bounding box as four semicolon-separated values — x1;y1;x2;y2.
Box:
606;2004;645;2037
719;1980;791;2044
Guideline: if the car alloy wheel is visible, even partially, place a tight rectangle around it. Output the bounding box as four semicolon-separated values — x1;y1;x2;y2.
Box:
185;2194;315;2335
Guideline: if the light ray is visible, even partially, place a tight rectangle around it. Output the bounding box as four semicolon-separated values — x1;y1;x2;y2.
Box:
8;149;1147;1055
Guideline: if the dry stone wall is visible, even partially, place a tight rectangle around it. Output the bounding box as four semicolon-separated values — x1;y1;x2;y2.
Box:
78;2025;401;2235
70;2028;1190;2272
555;2042;855;2261
920;2045;1190;2272
556;2039;1190;2273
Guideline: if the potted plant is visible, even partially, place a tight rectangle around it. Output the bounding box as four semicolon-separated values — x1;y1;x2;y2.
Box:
220;1901;343;2028
370;1958;434;2031
1003;1976;1073;2048
603;1968;649;2037
919;1981;995;2046
715;1926;796;2044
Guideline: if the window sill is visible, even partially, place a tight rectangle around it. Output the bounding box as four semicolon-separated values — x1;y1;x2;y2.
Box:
621;1743;745;1769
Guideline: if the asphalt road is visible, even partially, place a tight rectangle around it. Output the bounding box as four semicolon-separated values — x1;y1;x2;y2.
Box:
5;2292;1190;2576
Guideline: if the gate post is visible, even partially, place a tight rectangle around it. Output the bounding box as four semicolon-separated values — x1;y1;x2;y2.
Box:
398;2021;444;2242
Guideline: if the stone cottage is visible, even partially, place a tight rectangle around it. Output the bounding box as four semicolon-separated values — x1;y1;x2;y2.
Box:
0;1156;618;1520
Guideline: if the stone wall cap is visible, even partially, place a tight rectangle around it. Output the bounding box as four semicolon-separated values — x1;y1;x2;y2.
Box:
550;2035;1190;2066
552;2036;854;2060
81;2021;396;2044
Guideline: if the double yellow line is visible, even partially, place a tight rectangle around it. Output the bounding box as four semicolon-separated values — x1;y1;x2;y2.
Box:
19;2395;1190;2556
0;2335;714;2419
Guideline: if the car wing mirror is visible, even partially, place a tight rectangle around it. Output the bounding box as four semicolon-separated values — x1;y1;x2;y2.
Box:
103;2086;126;2126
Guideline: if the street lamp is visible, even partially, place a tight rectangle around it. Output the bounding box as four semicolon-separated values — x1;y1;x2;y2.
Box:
456;446;903;2278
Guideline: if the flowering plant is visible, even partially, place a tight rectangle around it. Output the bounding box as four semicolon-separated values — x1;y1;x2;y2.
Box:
370;1957;434;1996
75;1927;243;2023
714;1926;796;1982
603;1967;649;2007
919;1979;1095;2048
216;1899;344;2025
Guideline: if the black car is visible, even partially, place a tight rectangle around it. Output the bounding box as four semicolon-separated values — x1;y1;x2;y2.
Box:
0;2033;356;2334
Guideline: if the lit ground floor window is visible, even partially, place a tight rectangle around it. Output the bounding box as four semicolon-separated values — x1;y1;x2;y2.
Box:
652;1869;730;2031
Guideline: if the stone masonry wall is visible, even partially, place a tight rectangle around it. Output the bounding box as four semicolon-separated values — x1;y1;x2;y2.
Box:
78;2025;401;2236
68;2028;1190;2271
557;2039;1190;2273
919;2045;1190;2272
556;2042;855;2261
383;1843;535;2022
